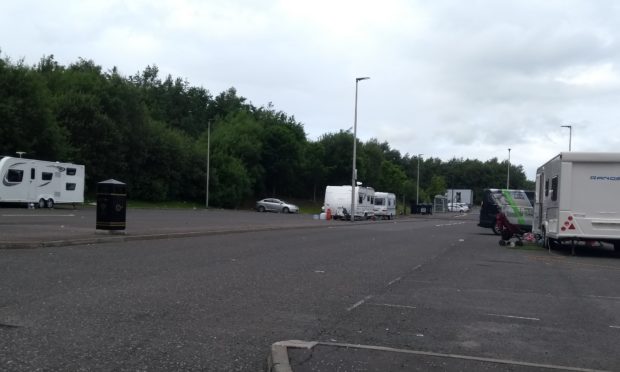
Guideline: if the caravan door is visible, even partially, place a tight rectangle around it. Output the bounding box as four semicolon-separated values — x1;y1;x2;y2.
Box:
27;166;36;203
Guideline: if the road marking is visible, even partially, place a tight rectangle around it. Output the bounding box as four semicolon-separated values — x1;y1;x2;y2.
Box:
412;264;422;271
369;303;417;310
2;214;75;217
387;277;401;286
588;295;620;300
435;222;466;227
610;326;620;329
317;341;609;372
486;313;540;321
346;295;373;312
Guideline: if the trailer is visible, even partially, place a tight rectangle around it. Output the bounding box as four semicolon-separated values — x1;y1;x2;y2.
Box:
324;185;375;220
533;152;620;252
374;192;396;219
0;156;85;208
445;189;474;207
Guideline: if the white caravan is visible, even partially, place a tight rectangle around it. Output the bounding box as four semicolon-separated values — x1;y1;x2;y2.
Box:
533;152;620;251
374;192;396;219
324;185;375;220
0;156;85;208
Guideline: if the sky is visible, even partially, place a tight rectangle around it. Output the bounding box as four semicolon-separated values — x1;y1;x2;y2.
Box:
2;0;619;180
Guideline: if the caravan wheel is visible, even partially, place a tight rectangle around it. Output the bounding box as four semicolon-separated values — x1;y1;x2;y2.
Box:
37;199;46;209
46;199;54;209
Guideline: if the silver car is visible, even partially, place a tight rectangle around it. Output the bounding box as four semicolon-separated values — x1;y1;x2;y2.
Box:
255;198;299;213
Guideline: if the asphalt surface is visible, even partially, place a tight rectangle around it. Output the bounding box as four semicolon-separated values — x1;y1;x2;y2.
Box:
1;207;619;371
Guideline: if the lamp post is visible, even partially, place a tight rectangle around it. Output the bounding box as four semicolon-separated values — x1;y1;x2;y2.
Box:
416;154;423;205
561;125;572;151
206;119;212;209
506;148;511;189
351;77;370;222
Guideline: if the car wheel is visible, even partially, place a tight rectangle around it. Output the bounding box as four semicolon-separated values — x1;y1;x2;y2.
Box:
258;206;265;212
37;198;46;209
492;222;501;235
46;199;54;209
282;207;289;213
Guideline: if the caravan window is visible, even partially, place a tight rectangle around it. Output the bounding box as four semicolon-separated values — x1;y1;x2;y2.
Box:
359;194;364;204
375;197;385;206
66;183;76;191
551;176;558;201
544;179;549;197
67;168;77;176
31;168;35;180
6;169;23;183
42;172;53;181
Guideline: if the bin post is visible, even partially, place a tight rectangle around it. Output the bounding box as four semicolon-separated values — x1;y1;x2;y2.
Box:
96;179;127;232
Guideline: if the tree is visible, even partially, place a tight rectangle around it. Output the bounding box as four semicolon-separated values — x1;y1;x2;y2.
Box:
427;175;447;200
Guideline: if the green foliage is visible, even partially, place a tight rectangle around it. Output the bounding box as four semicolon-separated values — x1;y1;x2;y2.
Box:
0;52;535;209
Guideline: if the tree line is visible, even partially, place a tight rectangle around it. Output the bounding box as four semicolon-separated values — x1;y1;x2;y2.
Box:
0;53;533;208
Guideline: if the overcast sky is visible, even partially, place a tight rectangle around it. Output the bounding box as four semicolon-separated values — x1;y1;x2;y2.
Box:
2;0;619;179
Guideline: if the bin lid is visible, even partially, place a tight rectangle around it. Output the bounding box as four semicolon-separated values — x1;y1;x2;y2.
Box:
98;179;126;185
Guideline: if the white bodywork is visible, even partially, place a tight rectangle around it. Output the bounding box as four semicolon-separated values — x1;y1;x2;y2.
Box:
445;189;474;207
324;185;375;220
533;152;620;246
0;156;85;207
374;192;396;219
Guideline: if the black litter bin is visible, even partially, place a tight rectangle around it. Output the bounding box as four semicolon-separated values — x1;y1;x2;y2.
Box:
413;203;432;215
421;203;433;215
96;179;127;230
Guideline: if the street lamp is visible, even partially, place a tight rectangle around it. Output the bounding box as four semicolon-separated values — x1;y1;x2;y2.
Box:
506;148;511;189
206;119;212;209
351;77;370;222
561;125;572;151
416;154;423;205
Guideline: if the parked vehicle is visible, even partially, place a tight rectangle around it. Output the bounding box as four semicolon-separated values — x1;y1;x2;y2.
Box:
323;185;375;220
533;152;620;251
448;202;469;213
478;189;534;235
255;198;299;213
0;156;85;208
374;192;396;219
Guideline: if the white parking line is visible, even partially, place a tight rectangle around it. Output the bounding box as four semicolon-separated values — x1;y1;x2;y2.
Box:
435;222;466;227
2;214;75;217
610;326;620;329
486;313;540;321
387;277;402;286
588;295;620;300
346;295;373;312
369;303;417;310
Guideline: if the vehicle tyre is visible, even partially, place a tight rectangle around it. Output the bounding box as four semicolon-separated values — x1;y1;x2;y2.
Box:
614;241;620;252
37;198;46;209
46;199;54;209
499;240;506;246
258;206;265;212
282;207;289;214
492;222;501;235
